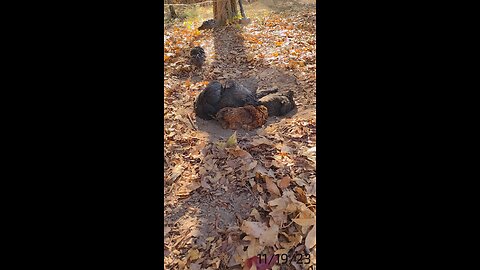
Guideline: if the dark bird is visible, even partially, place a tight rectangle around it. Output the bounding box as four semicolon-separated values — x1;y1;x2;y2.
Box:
198;19;216;30
190;46;205;68
255;87;279;99
194;81;223;120
216;80;259;109
194;80;289;120
258;90;296;116
194;80;260;120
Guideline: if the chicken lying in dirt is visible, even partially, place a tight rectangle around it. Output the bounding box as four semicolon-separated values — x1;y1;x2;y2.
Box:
216;105;268;130
258;90;296;116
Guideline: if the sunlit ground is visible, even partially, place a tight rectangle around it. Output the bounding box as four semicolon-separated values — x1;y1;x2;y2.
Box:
164;0;316;25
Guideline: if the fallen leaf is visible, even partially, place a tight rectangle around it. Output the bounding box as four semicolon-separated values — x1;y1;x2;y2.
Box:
295;187;308;203
206;237;215;242
278;176;292;189
228;147;253;159
305;224;316;249
292;218;316;227
246;237;264;258
259;223;279;246
168;164;184;183
245;160;258;171
293;177;307;187
186;248;200;261
250;137;274;146
267;196;289;210
259;197;268;210
250;208;262;222
269;208;288;226
265;176;281;196
241;221;268;238
226;131;238;147
280;233;303;250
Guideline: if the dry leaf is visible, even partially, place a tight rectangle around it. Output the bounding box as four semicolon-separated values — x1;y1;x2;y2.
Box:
250;137;274;146
245;160;258;171
186;248;200;261
250;208;262;222
226;131;238;147
168;164;183;183
206;237;215;242
241;221;268;238
295;187;308;203
265;176;281;196
259;197;268;210
305;224;316;249
280;233;303;250
293;177;307;186
259;223;279;246
228;147;253;159
269;208;288;226
268;196;289;210
278;176;292;189
292;218;315;227
280;145;293;154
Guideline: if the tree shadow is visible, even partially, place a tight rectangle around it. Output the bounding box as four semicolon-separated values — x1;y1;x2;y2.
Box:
195;23;302;143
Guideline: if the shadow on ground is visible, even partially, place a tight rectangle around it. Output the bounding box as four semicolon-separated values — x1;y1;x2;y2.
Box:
193;24;302;143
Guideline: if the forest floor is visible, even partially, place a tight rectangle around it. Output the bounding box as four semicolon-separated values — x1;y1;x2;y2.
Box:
164;1;316;269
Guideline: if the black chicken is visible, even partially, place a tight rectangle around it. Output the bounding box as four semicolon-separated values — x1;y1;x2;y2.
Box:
198;19;216;30
258;90;296;116
217;80;259;109
194;81;223;120
194;80;260;120
194;79;288;120
190;46;205;68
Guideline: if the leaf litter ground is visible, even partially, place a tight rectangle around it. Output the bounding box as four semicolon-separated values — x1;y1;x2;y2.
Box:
164;1;316;269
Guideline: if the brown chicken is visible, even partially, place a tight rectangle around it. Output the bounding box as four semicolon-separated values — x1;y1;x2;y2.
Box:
216;105;268;130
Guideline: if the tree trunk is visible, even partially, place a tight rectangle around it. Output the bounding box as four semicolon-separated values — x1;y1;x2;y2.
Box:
213;0;238;26
167;0;177;19
238;0;246;19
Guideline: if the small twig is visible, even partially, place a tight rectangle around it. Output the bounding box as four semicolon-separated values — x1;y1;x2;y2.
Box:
187;113;198;131
214;213;219;230
173;228;192;248
281;212;301;229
